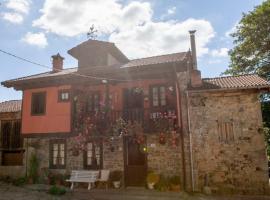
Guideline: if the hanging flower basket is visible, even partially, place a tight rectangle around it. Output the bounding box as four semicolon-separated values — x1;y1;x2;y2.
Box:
159;132;166;145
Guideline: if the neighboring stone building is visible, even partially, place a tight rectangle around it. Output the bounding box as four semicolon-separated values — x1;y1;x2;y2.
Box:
1;31;270;194
0;100;24;177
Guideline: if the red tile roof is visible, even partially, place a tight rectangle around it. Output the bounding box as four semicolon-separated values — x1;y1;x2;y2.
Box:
192;74;270;91
0;100;22;113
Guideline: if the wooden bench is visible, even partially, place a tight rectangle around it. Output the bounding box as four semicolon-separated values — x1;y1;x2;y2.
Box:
66;170;100;190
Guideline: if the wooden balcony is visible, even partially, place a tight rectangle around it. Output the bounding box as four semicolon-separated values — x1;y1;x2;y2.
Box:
72;107;178;134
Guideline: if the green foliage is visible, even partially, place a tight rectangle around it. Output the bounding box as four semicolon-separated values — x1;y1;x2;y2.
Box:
49;185;66;196
110;170;123;182
28;153;39;184
262;101;270;157
155;174;170;192
12;177;27;186
224;0;270;80
169;175;181;185
146;172;160;184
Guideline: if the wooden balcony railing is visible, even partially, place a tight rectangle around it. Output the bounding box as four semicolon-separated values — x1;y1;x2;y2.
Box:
73;107;178;133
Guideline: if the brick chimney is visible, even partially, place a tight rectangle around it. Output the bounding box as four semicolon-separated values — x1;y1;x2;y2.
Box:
189;30;202;87
52;53;64;72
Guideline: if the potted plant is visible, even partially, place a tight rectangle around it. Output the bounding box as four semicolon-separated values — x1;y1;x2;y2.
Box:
110;170;122;188
169;175;181;192
146;172;159;189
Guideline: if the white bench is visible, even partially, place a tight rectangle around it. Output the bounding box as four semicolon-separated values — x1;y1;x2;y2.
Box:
66;170;99;190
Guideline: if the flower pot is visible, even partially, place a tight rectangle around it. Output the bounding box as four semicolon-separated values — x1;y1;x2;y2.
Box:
147;182;155;190
113;181;121;188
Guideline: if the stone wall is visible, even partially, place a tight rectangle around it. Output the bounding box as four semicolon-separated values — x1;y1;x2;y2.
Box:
188;90;269;194
23;134;182;182
147;134;182;176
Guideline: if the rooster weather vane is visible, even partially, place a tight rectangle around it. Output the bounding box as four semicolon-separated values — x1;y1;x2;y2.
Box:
87;25;98;40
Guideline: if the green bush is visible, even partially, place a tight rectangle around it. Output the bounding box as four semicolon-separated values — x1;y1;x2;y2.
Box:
12;177;27;186
28;153;39;183
155;174;170;192
49;185;66;196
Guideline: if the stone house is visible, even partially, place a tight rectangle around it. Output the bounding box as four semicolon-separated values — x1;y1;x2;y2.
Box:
1;31;270;193
0;100;24;177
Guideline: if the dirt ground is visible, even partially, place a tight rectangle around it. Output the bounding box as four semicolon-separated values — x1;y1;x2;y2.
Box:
0;182;270;200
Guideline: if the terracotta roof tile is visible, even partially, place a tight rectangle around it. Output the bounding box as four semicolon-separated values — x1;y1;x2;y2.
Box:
122;52;188;68
0;100;22;113
192;74;270;91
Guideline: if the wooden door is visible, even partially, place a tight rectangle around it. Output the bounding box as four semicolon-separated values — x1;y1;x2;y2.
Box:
124;136;147;186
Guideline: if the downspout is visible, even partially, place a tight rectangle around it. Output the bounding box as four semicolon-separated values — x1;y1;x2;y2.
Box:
25;138;29;177
175;80;187;190
186;90;195;191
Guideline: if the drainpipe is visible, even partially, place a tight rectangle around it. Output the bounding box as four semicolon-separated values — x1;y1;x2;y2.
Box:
25;138;29;177
186;90;195;191
175;80;187;190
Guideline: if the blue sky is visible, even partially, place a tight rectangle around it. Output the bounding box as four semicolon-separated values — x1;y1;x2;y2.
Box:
0;0;264;102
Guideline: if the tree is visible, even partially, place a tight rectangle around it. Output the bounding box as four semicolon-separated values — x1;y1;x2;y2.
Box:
224;0;270;157
224;0;270;80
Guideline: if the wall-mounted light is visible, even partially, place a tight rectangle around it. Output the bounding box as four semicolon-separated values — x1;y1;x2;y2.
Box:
102;79;108;84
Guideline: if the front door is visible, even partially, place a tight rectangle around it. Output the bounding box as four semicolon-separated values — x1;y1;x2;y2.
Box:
124;136;147;186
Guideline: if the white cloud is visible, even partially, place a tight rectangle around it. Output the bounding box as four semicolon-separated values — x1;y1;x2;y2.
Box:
2;12;23;24
167;6;176;15
160;6;176;20
6;0;31;14
1;0;31;24
32;0;215;58
210;48;229;57
110;19;214;58
22;32;48;48
225;22;238;38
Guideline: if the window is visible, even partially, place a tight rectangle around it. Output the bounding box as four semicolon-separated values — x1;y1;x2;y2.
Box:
1;120;23;166
1;120;21;149
84;141;103;169
217;120;234;143
58;90;70;102
49;139;66;169
151;85;167;107
86;93;100;112
31;92;46;115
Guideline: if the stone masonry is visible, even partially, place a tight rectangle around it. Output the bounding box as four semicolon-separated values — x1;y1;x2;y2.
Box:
188;90;269;194
24;134;182;180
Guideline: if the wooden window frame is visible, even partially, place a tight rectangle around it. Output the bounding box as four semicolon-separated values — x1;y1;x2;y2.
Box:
31;92;46;116
58;89;70;102
83;140;103;170
1;120;22;150
149;84;167;108
86;92;100;112
49;139;66;169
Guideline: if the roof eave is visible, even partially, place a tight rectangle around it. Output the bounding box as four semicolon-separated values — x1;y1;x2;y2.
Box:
187;85;270;93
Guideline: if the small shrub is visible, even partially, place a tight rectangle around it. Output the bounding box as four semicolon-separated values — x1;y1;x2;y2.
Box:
146;172;159;184
49;185;66;196
155;174;169;192
13;177;27;186
28;153;39;183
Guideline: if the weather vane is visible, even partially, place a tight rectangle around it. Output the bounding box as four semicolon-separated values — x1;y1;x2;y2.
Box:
87;24;98;40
